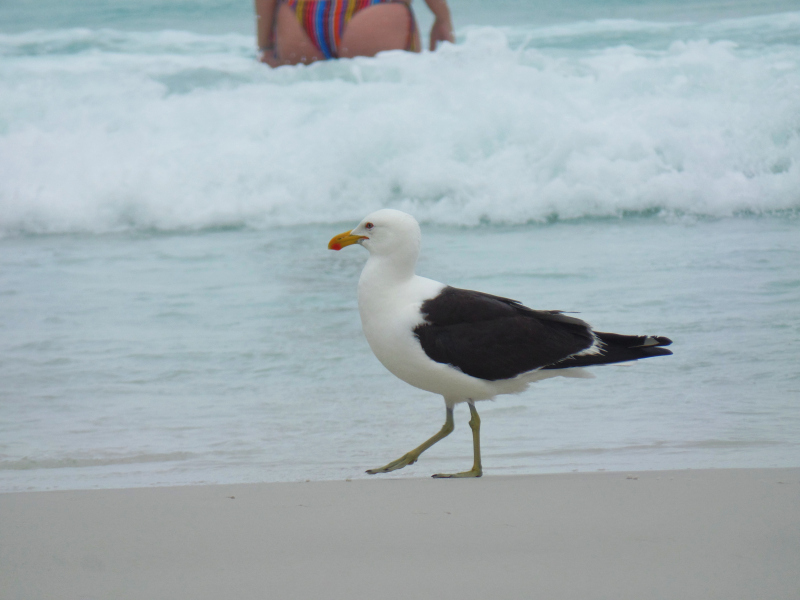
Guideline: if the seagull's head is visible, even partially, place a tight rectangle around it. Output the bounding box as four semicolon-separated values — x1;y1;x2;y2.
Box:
328;209;421;259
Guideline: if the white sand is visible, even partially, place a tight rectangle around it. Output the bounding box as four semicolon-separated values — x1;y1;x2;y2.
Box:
1;468;798;600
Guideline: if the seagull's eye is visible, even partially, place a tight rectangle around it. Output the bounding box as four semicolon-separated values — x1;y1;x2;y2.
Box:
365;222;374;230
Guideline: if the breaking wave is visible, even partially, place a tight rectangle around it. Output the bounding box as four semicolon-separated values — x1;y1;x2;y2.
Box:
1;13;799;234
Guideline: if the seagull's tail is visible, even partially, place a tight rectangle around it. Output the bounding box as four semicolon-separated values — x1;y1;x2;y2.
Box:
543;332;673;370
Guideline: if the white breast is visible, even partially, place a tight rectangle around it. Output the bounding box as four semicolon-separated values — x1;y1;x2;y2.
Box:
357;269;517;403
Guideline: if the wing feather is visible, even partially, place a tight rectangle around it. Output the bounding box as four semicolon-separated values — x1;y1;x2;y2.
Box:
413;287;595;381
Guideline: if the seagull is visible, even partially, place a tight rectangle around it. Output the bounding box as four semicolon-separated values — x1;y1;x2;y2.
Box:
328;209;672;478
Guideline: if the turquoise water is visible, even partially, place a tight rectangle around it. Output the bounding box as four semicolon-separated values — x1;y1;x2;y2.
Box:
1;0;799;491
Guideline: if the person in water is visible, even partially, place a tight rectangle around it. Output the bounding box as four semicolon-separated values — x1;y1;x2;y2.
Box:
255;0;454;66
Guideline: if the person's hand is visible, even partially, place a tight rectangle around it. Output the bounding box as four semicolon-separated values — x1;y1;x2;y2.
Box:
429;16;454;51
259;49;282;67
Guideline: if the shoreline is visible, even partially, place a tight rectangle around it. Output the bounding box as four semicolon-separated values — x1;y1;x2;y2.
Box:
2;467;799;600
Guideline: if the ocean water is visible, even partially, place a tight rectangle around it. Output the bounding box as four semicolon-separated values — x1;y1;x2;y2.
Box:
1;0;799;491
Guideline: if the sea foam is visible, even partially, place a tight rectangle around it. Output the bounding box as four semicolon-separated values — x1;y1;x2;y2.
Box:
1;14;799;234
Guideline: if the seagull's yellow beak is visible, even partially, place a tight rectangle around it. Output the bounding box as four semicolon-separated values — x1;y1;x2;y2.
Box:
328;230;367;251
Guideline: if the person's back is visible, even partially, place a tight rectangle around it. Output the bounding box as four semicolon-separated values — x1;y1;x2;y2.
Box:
255;0;454;66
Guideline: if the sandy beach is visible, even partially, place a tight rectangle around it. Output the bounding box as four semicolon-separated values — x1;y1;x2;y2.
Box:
1;468;798;600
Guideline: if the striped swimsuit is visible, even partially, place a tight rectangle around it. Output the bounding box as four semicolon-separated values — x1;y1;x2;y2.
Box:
284;0;419;59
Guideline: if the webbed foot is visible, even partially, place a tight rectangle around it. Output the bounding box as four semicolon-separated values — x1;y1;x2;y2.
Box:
366;452;419;474
365;407;455;475
432;467;482;478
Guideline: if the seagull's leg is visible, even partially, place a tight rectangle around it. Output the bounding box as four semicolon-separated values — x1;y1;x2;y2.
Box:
366;406;455;474
432;402;483;478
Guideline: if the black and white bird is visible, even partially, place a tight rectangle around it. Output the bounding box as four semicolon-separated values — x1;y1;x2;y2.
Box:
328;209;672;478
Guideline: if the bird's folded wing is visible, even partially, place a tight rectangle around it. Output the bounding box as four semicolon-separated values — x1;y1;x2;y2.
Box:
413;287;595;381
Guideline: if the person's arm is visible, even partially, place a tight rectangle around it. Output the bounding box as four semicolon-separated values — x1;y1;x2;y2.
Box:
255;0;277;63
423;0;454;51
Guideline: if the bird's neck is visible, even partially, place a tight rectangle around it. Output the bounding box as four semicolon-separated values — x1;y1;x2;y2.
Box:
360;252;415;287
357;251;417;313
363;242;419;281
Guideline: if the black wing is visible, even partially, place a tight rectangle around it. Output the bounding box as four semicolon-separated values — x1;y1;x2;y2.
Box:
542;331;672;369
413;287;596;381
